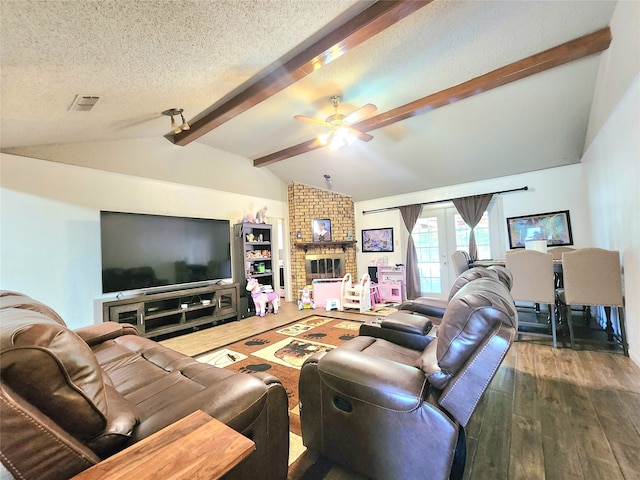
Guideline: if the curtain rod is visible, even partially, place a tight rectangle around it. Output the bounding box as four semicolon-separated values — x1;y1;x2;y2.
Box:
362;186;528;215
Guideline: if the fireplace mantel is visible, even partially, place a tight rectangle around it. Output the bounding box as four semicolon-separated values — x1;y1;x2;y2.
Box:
295;240;357;253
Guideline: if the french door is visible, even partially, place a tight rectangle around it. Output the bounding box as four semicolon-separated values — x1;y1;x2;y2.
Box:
412;209;449;299
412;202;500;299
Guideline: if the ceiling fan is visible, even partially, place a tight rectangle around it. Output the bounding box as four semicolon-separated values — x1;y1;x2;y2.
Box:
294;95;377;150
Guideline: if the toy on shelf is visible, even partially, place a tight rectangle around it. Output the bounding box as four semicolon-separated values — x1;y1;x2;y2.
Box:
246;277;279;317
298;285;316;311
256;206;267;223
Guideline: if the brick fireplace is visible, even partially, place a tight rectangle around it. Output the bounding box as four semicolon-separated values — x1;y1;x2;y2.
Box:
287;183;356;297
304;253;346;285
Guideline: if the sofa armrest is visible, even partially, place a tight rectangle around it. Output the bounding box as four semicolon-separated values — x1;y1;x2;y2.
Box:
74;322;139;346
359;313;434;351
316;348;428;411
399;297;447;318
438;322;514;427
382;313;432;336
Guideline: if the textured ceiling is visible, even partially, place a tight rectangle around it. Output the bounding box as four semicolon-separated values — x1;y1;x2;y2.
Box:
0;0;616;201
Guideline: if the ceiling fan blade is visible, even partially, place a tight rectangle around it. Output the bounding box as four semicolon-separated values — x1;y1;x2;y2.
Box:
310;137;327;148
294;115;331;128
344;103;377;124
346;127;374;142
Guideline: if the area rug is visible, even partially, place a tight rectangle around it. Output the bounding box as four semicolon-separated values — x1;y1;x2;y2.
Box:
196;315;361;436
361;303;399;316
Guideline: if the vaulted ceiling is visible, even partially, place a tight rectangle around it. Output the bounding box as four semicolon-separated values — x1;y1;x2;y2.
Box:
0;1;616;201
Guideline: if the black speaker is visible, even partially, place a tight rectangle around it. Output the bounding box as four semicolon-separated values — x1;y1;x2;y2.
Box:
239;296;255;318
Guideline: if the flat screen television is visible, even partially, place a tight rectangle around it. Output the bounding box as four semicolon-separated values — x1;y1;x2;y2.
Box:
100;211;232;294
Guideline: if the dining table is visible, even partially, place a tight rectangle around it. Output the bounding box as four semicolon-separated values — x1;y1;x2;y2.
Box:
470;258;590;330
472;258;563;283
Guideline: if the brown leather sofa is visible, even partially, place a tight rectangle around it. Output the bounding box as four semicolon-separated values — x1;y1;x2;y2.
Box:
0;291;289;480
299;275;517;480
396;265;511;321
359;266;512;350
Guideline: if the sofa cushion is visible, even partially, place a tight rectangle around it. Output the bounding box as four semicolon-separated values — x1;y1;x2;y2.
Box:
91;334;275;441
0;308;137;449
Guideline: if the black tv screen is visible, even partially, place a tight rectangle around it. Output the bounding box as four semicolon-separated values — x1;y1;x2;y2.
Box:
100;211;232;294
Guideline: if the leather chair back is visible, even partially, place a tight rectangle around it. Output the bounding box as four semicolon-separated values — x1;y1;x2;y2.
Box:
448;267;499;301
1;293;138;479
486;265;513;291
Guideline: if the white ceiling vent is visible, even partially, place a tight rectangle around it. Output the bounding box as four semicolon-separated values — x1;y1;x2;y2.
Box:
69;95;100;112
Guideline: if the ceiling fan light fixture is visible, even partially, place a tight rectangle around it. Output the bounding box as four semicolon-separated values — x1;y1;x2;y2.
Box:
318;133;331;145
295;95;376;150
328;136;345;150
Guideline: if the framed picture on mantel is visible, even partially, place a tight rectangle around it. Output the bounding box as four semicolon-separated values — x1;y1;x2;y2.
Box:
312;219;332;242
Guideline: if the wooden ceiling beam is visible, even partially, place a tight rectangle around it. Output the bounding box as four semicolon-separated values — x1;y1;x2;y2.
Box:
172;0;432;146
253;27;611;167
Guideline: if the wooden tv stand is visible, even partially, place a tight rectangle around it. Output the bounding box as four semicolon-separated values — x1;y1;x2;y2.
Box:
102;283;240;338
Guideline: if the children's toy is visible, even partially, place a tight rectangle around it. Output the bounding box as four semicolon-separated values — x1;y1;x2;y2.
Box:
298;285;316;310
246;277;279;317
312;278;342;309
256;206;267;223
325;298;341;311
340;273;372;313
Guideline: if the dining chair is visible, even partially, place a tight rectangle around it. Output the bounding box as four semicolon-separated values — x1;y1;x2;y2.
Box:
451;250;471;276
506;250;557;347
548;246;575;287
548;246;576;260
557;248;628;356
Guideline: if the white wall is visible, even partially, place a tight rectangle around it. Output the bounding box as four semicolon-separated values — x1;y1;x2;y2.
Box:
5;137;287;202
581;0;640;365
0;154;287;329
355;163;591;275
585;0;640;149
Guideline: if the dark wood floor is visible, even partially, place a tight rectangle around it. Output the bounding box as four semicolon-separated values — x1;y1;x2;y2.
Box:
160;302;640;480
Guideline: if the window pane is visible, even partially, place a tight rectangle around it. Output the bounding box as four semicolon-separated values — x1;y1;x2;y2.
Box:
412;215;440;295
454;212;491;259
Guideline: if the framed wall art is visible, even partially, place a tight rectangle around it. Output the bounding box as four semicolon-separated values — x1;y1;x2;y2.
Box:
362;227;394;253
312;219;332;242
506;210;573;249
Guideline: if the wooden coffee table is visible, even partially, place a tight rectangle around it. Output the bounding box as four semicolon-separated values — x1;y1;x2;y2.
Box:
72;410;255;480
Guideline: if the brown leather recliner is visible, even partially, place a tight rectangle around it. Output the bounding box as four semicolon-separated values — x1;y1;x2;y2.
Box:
299;276;517;480
397;266;511;321
0;291;289;480
360;266;512;350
